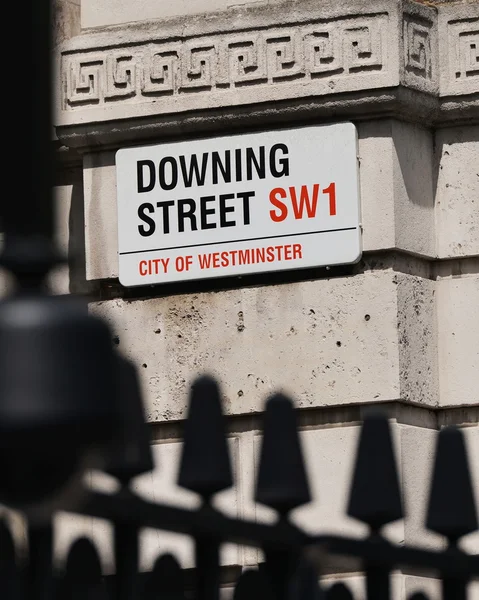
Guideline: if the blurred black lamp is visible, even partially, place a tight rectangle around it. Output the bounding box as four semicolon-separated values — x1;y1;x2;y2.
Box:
0;293;119;517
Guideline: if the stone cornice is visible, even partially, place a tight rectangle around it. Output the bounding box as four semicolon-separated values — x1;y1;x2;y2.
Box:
55;0;479;149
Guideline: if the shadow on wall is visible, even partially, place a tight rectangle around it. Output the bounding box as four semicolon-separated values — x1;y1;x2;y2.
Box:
53;165;94;296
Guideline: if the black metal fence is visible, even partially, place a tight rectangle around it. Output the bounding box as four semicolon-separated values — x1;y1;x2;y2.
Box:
1;373;478;600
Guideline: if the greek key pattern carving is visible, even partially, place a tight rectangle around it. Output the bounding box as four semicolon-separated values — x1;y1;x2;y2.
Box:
447;17;479;94
402;12;438;94
61;14;388;110
404;15;433;79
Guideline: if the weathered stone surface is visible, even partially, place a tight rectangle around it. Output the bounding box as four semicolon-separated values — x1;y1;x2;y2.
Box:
397;274;438;407
82;0;268;28
53;0;80;47
358;121;435;257
49;168;89;295
90;271;442;421
0;268;14;298
83;152;118;281
437;274;479;407
435;126;479;259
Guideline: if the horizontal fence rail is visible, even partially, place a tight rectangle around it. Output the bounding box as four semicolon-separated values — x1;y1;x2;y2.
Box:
1;376;478;600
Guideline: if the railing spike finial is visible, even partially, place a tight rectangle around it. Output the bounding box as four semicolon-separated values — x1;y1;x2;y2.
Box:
144;553;185;600
255;393;311;515
104;355;154;486
325;582;354;599
233;569;274;600
347;412;403;531
426;426;478;542
57;537;104;600
178;375;232;499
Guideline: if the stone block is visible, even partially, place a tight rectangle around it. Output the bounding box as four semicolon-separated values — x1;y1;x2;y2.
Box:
90;270;439;421
397;274;438;407
53;0;80;47
48;168;87;295
356;122;396;253
48;179;74;295
84;152;118;281
357;120;435;258
82;0;234;28
437;274;479;407
435;126;479;259
438;2;479;98
401;1;439;96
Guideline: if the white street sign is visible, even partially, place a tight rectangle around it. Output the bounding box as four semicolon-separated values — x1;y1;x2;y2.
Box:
116;123;361;286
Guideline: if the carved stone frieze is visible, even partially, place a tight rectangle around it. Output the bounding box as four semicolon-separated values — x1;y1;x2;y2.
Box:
439;7;479;97
61;13;392;117
55;0;479;146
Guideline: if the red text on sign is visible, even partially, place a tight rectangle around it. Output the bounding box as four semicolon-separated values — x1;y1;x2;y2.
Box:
139;258;170;275
198;244;303;269
269;183;336;222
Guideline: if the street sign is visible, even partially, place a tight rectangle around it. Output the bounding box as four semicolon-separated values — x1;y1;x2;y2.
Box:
116;123;361;286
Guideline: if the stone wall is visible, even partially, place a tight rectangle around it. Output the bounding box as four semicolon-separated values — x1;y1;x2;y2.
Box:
5;0;479;597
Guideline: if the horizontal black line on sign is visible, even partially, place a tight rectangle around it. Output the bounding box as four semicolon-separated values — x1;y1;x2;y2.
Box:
119;227;358;256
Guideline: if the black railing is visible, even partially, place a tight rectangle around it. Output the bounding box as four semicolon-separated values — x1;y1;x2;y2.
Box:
1;374;478;599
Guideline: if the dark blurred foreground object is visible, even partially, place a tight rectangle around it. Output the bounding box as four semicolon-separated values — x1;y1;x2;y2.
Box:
0;294;118;513
1;377;478;599
0;0;124;519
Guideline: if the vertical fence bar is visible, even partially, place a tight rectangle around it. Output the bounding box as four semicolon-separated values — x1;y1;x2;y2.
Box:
426;427;478;600
29;0;53;239
263;548;295;600
255;394;311;600
3;0;56;284
365;564;390;600
442;576;466;600
0;520;18;600
178;378;233;600
347;415;402;600
113;519;138;600
27;522;54;600
194;535;221;600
